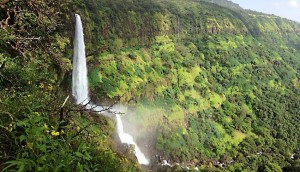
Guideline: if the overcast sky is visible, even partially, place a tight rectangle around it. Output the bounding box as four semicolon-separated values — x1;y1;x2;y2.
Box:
230;0;300;23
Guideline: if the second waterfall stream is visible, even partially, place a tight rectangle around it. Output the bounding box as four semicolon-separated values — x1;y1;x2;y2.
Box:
72;14;149;165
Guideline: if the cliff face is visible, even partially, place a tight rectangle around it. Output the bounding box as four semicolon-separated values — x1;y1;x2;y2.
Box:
78;0;299;53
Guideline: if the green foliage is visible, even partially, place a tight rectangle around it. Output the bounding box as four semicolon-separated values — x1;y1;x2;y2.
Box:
1;110;138;172
1;0;300;171
2;112;88;171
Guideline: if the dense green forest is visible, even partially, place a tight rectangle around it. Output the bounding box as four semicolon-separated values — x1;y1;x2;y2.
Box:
1;0;300;171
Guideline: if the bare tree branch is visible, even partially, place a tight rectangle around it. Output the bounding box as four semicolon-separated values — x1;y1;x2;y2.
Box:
12;37;41;40
60;96;69;108
71;122;95;139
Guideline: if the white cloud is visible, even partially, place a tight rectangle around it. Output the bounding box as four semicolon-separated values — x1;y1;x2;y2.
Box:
288;0;300;8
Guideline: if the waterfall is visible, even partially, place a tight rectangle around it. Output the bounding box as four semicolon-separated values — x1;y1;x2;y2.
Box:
72;14;89;105
72;14;149;165
116;114;150;165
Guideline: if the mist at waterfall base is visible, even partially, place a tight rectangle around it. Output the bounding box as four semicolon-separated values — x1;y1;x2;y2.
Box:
72;14;150;165
113;104;165;161
113;105;151;165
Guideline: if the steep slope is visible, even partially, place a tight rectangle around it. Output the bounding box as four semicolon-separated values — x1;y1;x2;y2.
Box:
199;0;242;9
79;0;300;171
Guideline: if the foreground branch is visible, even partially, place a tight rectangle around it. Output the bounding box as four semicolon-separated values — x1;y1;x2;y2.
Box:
71;122;95;139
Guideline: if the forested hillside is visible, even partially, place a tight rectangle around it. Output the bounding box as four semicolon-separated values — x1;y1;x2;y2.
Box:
199;0;241;9
0;0;300;171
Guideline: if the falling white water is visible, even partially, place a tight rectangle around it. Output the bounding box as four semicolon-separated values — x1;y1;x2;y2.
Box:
72;14;89;104
116;114;150;165
72;14;149;165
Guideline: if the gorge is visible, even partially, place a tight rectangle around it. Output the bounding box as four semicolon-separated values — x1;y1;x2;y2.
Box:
0;0;299;171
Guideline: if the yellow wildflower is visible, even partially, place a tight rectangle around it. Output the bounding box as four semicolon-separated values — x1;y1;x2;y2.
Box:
51;130;60;136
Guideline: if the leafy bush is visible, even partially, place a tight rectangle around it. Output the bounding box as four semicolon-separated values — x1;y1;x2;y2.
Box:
1;110;139;172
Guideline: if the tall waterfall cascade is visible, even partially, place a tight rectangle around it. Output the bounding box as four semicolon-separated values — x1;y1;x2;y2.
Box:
72;14;89;105
72;14;149;165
